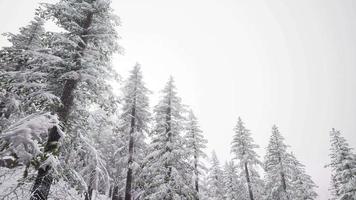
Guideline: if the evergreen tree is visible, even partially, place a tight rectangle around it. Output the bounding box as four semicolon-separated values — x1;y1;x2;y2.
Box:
222;161;247;200
206;151;225;200
289;153;318;200
26;0;121;199
231;117;262;200
118;64;151;200
263;125;292;200
327;128;356;200
0;16;61;131
142;77;194;199
185;109;208;199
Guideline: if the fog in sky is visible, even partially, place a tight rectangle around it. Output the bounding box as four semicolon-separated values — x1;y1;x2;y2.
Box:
1;0;356;199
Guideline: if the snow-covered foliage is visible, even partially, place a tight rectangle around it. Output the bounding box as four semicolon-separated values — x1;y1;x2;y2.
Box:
141;78;195;199
206;151;225;200
185;109;208;198
264;125;318;200
0;16;61;130
0;113;62;167
118;64;151;199
327;128;356;200
222;161;247;200
231;117;263;200
1;0;351;199
289;153;318;200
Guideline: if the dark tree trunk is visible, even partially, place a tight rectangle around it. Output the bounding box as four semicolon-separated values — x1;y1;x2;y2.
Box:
124;106;136;200
244;162;254;200
112;185;120;200
30;11;93;200
194;154;199;200
30;127;61;200
125;74;138;200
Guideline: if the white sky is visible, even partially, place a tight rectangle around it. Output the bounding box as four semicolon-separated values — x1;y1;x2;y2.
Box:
1;0;356;199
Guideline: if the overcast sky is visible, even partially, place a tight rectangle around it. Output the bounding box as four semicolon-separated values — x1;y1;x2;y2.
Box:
1;0;356;199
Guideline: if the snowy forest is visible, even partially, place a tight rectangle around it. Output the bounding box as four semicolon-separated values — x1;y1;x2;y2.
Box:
0;0;356;200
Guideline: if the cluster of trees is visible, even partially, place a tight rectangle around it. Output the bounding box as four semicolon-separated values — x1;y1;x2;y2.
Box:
202;119;318;200
0;0;356;200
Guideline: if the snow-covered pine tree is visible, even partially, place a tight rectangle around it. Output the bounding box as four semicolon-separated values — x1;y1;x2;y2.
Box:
327;128;356;200
263;125;293;200
289;153;318;200
27;0;121;199
117;64;150;200
142;77;194;199
231;117;262;200
222;161;247;200
0;16;61;131
185;109;208;199
206;151;225;200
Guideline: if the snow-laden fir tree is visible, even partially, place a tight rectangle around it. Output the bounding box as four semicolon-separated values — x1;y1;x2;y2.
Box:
263;125;292;200
117;64;151;200
289;153;318;200
222;161;248;200
185;109;208;200
142;77;194;199
263;125;299;199
206;151;225;200
327;128;356;200
25;0;121;199
231;117;262;200
0;16;61;131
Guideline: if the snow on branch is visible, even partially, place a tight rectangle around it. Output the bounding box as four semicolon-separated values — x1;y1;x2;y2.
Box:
0;112;64;166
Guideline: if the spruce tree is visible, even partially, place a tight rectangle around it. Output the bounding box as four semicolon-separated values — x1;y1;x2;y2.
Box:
185;109;207;199
142;77;194;199
327;128;356;200
0;16;61;131
27;0;120;199
118;64;150;200
289;153;318;200
231;117;262;200
222;161;248;200
206;151;225;200
263;125;292;200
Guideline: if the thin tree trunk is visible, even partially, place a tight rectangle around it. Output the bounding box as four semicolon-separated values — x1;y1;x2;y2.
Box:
29;127;61;200
194;154;199;200
112;185;120;200
30;10;93;200
164;88;172;200
124;73;138;200
244;162;254;200
124;106;136;200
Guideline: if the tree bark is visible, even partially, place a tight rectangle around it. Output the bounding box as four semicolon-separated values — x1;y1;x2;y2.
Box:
30;10;93;200
124;73;138;200
30;127;61;200
124;106;136;200
194;154;199;200
244;162;254;200
112;185;120;200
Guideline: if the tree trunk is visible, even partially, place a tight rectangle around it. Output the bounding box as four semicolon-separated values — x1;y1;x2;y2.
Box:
244;162;254;200
30;127;61;200
125;76;138;200
85;169;96;200
124;107;136;200
30;10;93;200
164;88;172;200
194;154;199;200
112;185;120;200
